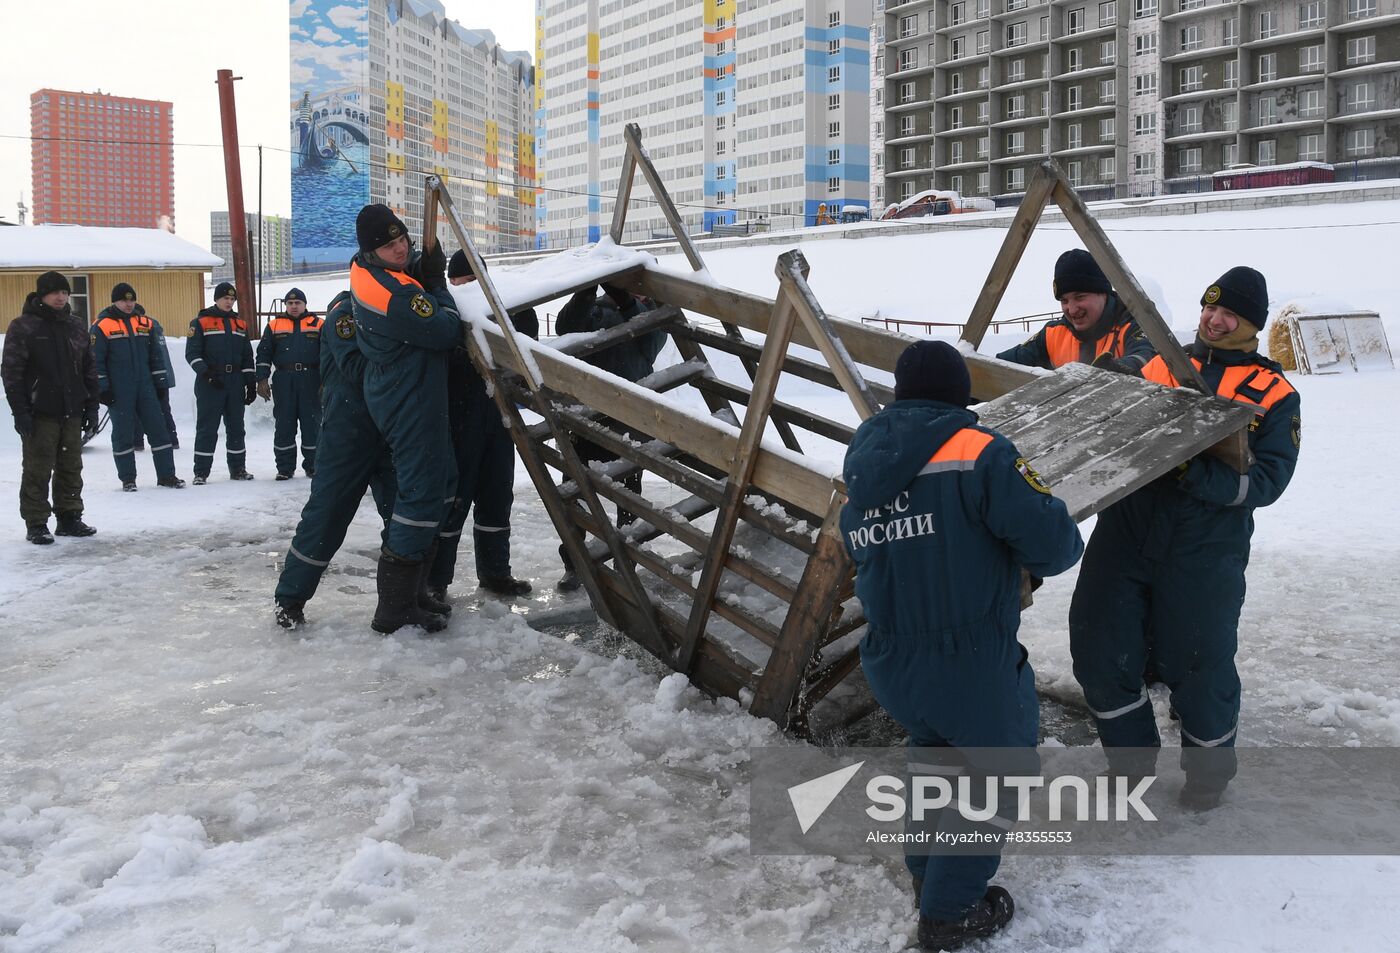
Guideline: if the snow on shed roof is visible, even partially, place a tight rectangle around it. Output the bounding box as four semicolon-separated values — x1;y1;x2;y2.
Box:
0;225;221;270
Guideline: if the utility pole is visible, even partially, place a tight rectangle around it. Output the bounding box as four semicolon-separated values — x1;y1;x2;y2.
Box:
216;69;258;338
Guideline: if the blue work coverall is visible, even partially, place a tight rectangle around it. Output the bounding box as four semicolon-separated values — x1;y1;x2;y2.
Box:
256;311;324;476
276;291;396;606
185;306;255;478
841;399;1083;921
350;252;460;561
1070;341;1301;790
91;306;176;484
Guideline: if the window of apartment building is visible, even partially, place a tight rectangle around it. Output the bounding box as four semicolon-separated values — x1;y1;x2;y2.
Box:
899;14;918;37
1347;127;1375;155
902;181;916;200
1043;89;1052;117
1223;16;1239;43
829;10;841;27
1300;44;1324;72
1008;167;1027;190
1008;21;1028;45
716;139;728;155
716;165;728;179
1300;88;1323;117
829;176;841;193
1181;103;1202;131
1068;85;1083;109
1134;152;1157;174
951;105;965;128
979;65;991;88
1180;65;1203;91
717;90;728;106
1007;130;1026;152
829;65;842;82
1346;35;1376;65
1258;10;1278;38
1100;1;1117;25
1068;122;1083;147
1007;94;1026;118
951;141;965;163
1041;15;1051;39
1180;25;1202;51
953;2;967;25
1009;58;1026;82
1225;59;1239;87
1069;8;1086;33
951;72;964;94
1258;95;1278;124
978;135;991;157
828;38;841;54
901;146;917;168
1134;112;1157;135
1135;72;1158;96
900;115;917;136
1100;116;1116;139
1347;80;1376;112
829;120;842;137
1135;34;1157;55
1347;0;1377;19
1223;141;1239;164
1101;77;1117;102
1299;133;1323;161
977;0;991;17
952;37;966;59
1299;1;1325;27
1100;155;1117;178
1135;0;1158;17
900;81;916;104
1068;47;1084;70
1101;39;1116;63
1068;160;1084;185
977;30;991;52
977;99;991;122
1257;138;1276;163
1179;146;1202;171
828;148;841;166
828;93;842;110
1223;100;1239;129
951;174;965;193
977;170;991;193
1257;52;1277;82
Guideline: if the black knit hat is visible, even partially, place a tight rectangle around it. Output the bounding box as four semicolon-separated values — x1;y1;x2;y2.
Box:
448;249;474;279
213;281;237;300
111;282;137;303
894;340;973;407
36;271;71;296
356;203;409;254
283;287;307;303
1052;249;1111;299
1202;266;1268;330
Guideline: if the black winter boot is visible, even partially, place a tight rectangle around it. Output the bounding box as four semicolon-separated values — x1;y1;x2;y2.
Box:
372;551;448;634
275;600;306;630
26;523;54;545
417;542;452;616
480;575;532;597
918;886;1015;951
54;513;97;537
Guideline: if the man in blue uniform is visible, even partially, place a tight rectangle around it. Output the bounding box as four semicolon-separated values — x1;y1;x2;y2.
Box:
1070;266;1300;811
91;283;184;491
350;204;460;634
841;341;1083;951
185;281;256;484
143;305;179;450
273;290;397;629
997;249;1156;375
426;249;538;603
256;287;323;480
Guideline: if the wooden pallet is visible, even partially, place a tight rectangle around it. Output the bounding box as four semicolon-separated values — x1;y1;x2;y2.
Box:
421;133;1256;732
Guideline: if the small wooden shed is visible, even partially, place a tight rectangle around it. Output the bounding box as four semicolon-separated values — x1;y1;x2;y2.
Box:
0;225;220;335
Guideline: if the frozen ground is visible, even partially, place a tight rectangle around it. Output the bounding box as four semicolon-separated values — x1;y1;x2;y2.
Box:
3;197;1400;952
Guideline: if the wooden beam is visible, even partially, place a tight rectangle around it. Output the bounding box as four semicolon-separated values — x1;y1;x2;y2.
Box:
552;305;684;361
960;164;1059;349
609;148;637;244
624;122;705;272
693;375;856;444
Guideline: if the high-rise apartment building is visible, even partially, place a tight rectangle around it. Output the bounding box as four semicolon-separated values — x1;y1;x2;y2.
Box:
290;0;535;267
882;0;1399;204
30;89;174;228
211;212;295;280
536;0;876;249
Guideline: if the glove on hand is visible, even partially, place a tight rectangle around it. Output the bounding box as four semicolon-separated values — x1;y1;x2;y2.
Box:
1091;352;1140;377
98;390;115;406
417;241;448;291
83;406;101;435
244;381;258;406
13;413;33;438
204;370;225;389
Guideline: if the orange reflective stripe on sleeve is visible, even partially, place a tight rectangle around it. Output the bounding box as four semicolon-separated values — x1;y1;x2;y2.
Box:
919;427;995;476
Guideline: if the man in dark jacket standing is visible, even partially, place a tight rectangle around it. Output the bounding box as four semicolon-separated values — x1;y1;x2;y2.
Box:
350;204;460;633
841;341;1083;951
186;281;256;484
91;283;184;491
997;249;1156;375
255;287;323;480
426;249;538;603
2;271;101;543
1070;266;1299;811
553;282;666;591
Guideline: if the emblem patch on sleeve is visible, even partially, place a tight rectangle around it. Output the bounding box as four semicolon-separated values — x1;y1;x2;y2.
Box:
89;333;96;346
335;314;356;340
410;293;436;318
1015;457;1052;494
1291;414;1301;449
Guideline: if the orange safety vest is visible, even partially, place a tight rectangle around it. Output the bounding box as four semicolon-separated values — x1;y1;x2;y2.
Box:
197;314;248;335
96;314;153;338
1043;321;1135;368
1142;356;1296;416
924;427;995;471
265;315;324;335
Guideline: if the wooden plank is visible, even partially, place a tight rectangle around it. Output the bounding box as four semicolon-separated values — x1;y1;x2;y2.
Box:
678;293;801;671
775;250;881;421
646;599;759;697
506;265;648;317
749;502;856;727
694;375;856;444
475;322;841;517
552;305;684;361
975;365;1093;434
524;359;710;442
802;644;864;708
960;164;1059;349
609;149;637;244
991;372;1131;447
625;123;706;272
1050;173;1211;396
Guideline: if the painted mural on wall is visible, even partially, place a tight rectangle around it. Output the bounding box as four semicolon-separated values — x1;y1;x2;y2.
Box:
290;0;370;268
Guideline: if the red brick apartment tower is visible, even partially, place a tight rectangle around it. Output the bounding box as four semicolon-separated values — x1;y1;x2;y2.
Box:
30;89;175;228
